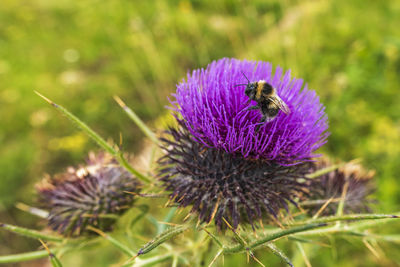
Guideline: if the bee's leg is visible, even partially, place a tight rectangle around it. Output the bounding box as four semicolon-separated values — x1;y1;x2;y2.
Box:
256;115;267;132
245;105;259;111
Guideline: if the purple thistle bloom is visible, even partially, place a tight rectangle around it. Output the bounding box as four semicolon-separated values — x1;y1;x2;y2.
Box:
159;58;329;229
172;58;328;164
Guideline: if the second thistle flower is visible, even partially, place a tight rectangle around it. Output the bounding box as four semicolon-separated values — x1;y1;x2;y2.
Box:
36;152;141;236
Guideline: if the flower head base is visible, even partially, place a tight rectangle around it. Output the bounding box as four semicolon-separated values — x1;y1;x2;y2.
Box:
36;152;141;236
158;123;311;229
173;58;328;164
307;158;376;215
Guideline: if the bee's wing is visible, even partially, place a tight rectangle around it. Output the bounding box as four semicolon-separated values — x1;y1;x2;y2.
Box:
269;95;290;115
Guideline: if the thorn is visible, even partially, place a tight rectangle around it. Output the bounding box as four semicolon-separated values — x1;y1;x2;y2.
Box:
183;212;192;222
269;214;285;229
208;249;223;267
222;217;234;230
125;254;139;265
297;205;307;217
177;194;186;203
177;207;185;215
87;226;107;238
119;132;123;147
206;197;220;226
250;252;265;267
157;221;180;226
165;195;178;207
259;219;264;231
297;242;312;267
196;217;201;228
363;239;381;259
123;191;167;198
38;239;55;258
113;95;127;109
124;191;138;196
312;197;335;219
34;91;58;107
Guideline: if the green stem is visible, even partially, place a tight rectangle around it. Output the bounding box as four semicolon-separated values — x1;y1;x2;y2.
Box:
157;207;177;235
201;228;223;248
0;249;58;264
116;152;152;183
114;96;160;146
0;223;63;242
290;214;398;226
35;91;152;184
306;164;340;179
137;225;189;255
224;223;327;254
87;226;135;257
129;253;173;267
306;159;360;179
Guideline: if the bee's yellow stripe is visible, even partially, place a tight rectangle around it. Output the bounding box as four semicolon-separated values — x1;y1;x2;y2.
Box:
256;83;263;99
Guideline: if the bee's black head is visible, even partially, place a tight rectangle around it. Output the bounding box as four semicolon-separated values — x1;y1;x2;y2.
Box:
245;82;257;97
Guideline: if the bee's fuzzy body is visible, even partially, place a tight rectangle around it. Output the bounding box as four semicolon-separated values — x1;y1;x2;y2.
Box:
241;78;290;131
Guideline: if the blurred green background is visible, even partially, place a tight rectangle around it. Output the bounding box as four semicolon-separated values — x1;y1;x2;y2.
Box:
1;0;399;266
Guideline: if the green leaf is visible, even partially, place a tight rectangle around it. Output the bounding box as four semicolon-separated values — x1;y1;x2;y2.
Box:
0;223;63;242
137;225;189;255
224;223;327;253
35;91;152;184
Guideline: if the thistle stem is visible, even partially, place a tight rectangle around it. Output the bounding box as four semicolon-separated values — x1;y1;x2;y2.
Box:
223;223;327;254
0;249;59;264
114;96;160;146
87;226;135;257
35;91;152;184
0;223;63;242
289;214;398;226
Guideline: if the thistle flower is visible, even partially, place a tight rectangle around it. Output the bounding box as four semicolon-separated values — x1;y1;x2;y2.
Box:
36;152;141;236
173;58;328;164
159;58;329;229
306;158;376;215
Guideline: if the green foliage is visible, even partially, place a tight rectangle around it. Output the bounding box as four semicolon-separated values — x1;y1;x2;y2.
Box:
1;0;399;266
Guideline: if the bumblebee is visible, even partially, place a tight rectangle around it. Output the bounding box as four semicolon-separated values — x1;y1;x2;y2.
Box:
237;73;290;131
